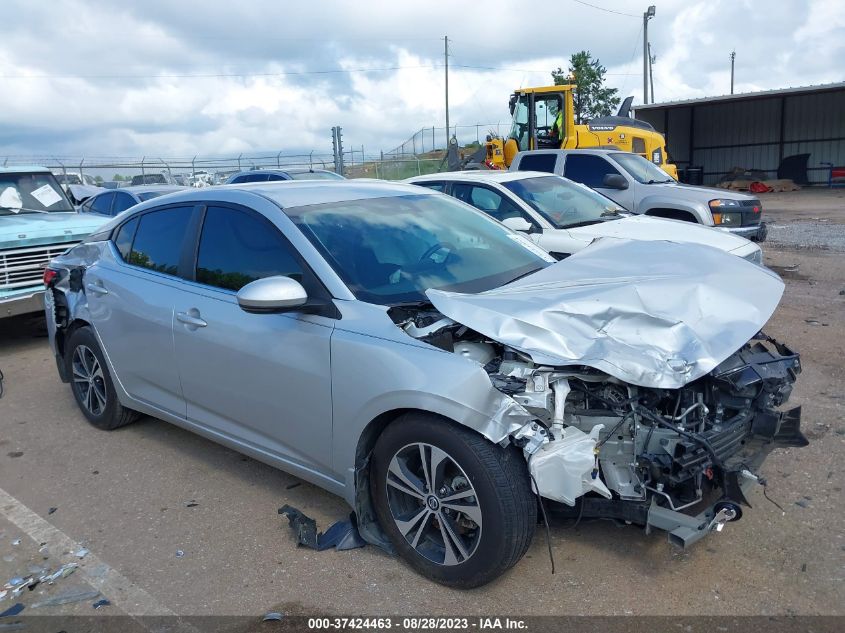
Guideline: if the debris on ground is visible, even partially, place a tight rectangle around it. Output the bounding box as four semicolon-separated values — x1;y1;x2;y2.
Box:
183;500;199;508
0;603;24;618
47;508;57;515
9;541;19;547
175;550;184;558
262;611;283;621
278;505;366;552
32;588;100;609
74;547;89;559
92;598;111;609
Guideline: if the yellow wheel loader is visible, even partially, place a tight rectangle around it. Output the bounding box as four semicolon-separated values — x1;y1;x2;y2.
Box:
474;85;677;179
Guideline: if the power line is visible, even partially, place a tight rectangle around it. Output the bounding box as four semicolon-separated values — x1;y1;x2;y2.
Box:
569;0;639;18
0;62;640;81
0;65;436;80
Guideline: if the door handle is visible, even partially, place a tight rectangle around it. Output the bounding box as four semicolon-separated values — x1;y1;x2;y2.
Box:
86;282;108;295
176;311;207;328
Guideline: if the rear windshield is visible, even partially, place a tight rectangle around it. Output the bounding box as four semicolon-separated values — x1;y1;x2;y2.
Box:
0;172;74;215
287;171;344;181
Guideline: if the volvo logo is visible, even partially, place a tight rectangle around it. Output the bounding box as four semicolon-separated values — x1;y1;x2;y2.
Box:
426;495;440;511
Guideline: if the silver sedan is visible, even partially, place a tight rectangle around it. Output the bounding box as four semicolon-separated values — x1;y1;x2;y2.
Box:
44;181;805;587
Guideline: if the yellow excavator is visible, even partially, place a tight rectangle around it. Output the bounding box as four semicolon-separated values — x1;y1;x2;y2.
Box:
475;85;677;179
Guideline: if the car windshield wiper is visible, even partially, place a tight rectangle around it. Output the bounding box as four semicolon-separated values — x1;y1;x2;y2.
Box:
645;179;673;184
0;206;52;214
502;266;545;285
561;219;603;229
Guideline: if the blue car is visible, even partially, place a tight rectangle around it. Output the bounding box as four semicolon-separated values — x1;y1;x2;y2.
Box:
0;166;109;318
225;168;344;184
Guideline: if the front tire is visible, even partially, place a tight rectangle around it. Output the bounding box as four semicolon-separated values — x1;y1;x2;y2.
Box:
65;326;137;430
371;413;536;588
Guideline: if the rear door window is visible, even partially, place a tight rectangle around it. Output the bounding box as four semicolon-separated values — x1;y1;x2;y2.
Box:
516;153;558;173
111;192;136;214
127;206;194;276
89;193;115;215
563;154;621;188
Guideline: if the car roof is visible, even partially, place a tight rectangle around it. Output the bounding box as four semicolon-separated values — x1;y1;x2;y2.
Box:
0;165;53;174
126;180;436;211
406;170;558;184
229;168;339;176
517;148;618;156
116;185;187;195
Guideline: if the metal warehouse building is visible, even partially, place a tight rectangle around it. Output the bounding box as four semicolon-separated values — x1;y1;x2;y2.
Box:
634;82;845;185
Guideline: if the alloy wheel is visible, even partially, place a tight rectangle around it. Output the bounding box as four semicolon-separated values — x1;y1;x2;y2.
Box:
385;442;482;566
71;345;107;416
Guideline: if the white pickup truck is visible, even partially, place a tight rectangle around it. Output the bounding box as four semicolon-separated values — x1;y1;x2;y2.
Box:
510;149;767;241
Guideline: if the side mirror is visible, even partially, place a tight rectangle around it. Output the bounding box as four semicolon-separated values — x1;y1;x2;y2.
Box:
237;276;308;313
501;216;533;232
602;174;629;190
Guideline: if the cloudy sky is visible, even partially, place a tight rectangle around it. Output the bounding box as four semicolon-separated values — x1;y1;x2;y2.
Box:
1;0;843;161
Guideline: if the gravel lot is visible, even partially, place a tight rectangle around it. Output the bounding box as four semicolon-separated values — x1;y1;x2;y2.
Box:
1;189;843;620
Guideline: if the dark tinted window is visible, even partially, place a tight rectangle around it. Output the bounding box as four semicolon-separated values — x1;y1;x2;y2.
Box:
111;192;136;214
287;171;343;180
266;174;287;181
516;154;558;173
231;173;268;183
452;183;527;223
114;217;139;260
417;182;446;192
196;206;304;292
128;206;193;276
90;193;114;215
563;154;621;188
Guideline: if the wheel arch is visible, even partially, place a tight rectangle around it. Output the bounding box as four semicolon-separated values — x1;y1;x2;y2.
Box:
352;407;493;553
644;207;700;223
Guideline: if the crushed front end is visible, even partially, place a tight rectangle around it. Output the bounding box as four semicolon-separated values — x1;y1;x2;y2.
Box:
397;300;807;548
490;333;806;547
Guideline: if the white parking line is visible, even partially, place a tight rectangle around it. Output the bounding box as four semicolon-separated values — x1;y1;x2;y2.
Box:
0;485;175;617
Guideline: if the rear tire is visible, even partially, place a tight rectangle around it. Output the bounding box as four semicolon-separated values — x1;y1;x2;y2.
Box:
65;326;138;430
370;413;535;588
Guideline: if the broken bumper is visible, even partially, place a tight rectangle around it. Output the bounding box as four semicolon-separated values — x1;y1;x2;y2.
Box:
646;406;805;548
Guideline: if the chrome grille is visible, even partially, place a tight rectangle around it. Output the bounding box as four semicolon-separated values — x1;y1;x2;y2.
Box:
0;242;79;290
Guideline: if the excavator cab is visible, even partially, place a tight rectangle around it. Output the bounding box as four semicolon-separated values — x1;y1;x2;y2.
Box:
507;88;569;152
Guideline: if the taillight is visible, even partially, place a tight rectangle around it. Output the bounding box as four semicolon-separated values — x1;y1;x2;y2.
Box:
43;268;59;287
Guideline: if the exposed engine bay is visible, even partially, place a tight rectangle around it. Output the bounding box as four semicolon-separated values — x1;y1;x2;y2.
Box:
392;302;807;546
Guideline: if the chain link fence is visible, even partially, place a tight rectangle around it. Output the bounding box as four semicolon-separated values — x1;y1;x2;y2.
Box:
2;121;509;185
383;123;506;157
0;152;343;185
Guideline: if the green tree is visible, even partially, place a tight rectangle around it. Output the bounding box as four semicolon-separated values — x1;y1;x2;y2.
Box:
112;174;125;181
552;51;620;124
94;175;104;184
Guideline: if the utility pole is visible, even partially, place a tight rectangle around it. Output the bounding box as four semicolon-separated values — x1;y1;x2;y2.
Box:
444;35;450;150
730;50;736;94
648;42;655;104
643;5;656;104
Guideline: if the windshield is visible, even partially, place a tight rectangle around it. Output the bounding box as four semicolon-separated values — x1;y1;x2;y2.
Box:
611;152;674;184
288;171;344;181
0;172;74;215
286;194;551;305
503;176;625;229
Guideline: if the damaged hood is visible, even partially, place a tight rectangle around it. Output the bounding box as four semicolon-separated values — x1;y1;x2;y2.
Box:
426;238;784;388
